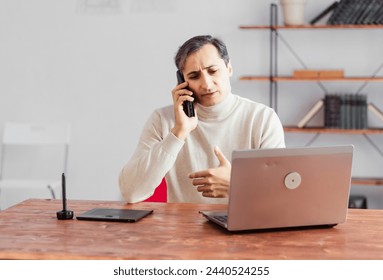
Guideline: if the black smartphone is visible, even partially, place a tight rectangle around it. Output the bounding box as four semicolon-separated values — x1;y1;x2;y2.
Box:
176;70;195;117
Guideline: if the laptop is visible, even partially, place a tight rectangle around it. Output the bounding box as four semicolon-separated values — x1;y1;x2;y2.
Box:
76;208;153;222
200;145;354;231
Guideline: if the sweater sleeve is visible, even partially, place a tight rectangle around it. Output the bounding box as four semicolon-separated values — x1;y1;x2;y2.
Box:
119;110;184;203
259;109;286;148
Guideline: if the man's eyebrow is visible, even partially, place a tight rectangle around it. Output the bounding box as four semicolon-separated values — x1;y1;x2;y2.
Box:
186;70;199;77
186;65;217;77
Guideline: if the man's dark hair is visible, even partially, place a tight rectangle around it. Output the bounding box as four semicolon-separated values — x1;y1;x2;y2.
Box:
175;35;230;71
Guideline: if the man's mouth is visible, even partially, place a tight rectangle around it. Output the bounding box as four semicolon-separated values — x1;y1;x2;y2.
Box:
201;91;217;97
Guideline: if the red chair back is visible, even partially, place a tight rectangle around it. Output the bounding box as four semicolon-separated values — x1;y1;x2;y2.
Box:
144;178;167;202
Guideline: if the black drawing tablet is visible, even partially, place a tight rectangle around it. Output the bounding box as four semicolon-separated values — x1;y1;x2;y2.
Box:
76;208;153;222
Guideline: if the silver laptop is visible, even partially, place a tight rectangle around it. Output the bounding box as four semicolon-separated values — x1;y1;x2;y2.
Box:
200;145;354;231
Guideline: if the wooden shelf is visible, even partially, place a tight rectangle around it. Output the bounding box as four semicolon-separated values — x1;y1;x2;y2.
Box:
239;24;383;30
352;177;383;186
240;76;383;82
284;127;383;134
240;76;270;81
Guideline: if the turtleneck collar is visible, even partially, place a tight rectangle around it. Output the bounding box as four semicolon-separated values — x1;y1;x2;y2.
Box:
196;93;237;122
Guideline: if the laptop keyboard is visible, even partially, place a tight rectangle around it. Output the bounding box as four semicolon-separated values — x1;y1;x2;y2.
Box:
214;215;228;224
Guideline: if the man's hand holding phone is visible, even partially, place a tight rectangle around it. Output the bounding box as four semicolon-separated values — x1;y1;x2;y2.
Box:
171;80;198;141
176;70;195;118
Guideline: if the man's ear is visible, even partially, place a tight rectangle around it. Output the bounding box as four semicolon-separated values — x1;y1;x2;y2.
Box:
227;60;233;77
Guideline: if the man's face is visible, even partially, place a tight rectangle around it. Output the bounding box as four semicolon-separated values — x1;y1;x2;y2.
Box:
182;44;233;107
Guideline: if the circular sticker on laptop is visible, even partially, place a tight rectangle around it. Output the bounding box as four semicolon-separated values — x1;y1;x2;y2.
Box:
284;172;302;190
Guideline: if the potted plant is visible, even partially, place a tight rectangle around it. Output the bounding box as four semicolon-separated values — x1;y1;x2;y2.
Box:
280;0;307;25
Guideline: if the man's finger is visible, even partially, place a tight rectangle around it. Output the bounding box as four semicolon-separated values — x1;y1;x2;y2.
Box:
189;170;209;179
191;178;211;186
214;146;230;166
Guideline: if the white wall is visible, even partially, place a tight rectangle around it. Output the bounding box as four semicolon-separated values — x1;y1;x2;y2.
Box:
0;0;382;208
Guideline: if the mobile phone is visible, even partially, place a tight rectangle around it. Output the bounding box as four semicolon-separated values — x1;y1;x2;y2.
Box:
176;70;195;117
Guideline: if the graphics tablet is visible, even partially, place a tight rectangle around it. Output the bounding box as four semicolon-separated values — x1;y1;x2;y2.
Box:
76;208;153;222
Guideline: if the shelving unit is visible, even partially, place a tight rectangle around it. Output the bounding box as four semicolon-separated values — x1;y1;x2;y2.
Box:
240;3;383;187
240;6;383;111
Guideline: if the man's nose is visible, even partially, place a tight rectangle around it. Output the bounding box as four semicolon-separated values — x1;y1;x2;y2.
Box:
200;73;213;90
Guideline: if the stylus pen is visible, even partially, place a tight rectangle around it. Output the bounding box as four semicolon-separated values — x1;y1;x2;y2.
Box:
62;173;67;211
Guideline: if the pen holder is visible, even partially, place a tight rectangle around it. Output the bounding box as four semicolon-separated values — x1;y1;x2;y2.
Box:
57;209;74;220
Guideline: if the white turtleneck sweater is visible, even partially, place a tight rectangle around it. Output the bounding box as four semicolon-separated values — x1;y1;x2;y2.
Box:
119;93;285;204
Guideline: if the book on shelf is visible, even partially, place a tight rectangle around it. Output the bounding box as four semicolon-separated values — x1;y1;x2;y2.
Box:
310;1;339;25
359;0;375;23
325;94;342;128
361;0;383;24
328;0;353;25
358;0;378;24
368;102;383;123
327;0;383;25
344;94;367;129
366;0;383;24
374;4;383;24
293;69;344;79
370;2;382;24
345;0;365;24
297;99;324;128
324;93;368;129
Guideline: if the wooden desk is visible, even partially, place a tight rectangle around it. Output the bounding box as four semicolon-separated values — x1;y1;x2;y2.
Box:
0;199;382;260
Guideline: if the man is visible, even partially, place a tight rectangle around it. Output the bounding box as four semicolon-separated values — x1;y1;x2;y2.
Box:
119;35;285;204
